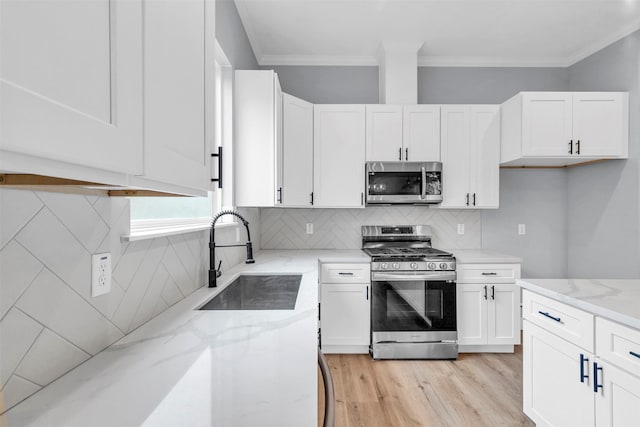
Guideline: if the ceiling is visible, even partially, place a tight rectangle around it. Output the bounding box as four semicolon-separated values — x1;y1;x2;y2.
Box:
233;0;640;67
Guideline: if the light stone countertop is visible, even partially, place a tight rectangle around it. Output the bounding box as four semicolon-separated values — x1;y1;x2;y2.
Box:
3;250;366;427
518;278;640;330
450;249;523;264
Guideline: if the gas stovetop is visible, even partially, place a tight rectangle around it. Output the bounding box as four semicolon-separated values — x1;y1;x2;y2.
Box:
362;225;455;272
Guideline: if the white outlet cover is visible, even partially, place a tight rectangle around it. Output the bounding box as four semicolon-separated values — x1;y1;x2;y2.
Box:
91;253;112;297
518;224;526;235
457;224;465;235
306;223;313;234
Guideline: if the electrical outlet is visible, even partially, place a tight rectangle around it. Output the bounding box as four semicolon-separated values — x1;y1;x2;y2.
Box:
518;224;526;235
457;224;465;235
91;253;111;297
306;223;314;234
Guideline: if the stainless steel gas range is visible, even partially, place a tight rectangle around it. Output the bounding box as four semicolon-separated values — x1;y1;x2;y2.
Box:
362;225;458;360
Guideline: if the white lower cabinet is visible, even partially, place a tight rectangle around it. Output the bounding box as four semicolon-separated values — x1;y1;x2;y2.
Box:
524;321;596;427
457;263;521;351
522;289;640;427
319;262;370;354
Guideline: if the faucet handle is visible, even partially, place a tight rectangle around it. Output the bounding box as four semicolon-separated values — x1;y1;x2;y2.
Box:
215;260;222;278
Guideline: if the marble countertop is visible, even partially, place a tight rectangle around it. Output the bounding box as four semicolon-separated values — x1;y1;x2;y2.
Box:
518;278;640;330
450;249;523;264
4;250;363;427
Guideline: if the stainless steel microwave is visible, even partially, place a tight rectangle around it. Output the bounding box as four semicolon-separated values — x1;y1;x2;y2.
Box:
365;161;443;205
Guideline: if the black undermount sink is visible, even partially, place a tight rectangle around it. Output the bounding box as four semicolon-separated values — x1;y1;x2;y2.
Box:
198;274;302;310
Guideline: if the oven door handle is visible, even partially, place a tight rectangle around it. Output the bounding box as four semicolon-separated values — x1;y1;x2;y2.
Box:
371;272;456;282
421;166;427;199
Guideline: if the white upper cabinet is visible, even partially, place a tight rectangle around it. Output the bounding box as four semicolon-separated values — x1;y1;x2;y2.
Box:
282;93;314;207
440;105;500;209
365;105;440;162
314;105;366;208
234;70;282;207
501;91;629;167
131;0;214;195
0;0;143;178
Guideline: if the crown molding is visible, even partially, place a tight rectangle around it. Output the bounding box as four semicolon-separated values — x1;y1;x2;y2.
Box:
258;54;379;66
416;56;569;68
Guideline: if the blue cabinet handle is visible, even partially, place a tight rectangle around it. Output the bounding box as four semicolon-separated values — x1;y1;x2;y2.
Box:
593;362;603;393
538;311;562;322
580;354;589;383
630;351;640;359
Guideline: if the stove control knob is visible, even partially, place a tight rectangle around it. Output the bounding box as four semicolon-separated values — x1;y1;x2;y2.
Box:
380;263;388;270
440;263;448;270
392;262;400;269
410;262;419;270
428;262;437;270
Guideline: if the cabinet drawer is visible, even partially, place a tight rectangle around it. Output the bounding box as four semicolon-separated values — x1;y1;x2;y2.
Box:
457;263;521;283
523;290;594;352
320;263;370;283
596;317;640;375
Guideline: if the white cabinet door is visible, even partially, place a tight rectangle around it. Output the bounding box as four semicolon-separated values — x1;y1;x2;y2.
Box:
523;321;595;427
440;106;471;208
471;106;500;209
313;105;365;208
403;105;441;161
137;0;212;192
595;361;640;427
457;283;488;346
487;284;520;345
522;92;573;157
0;0;143;174
282;93;314;207
573;92;628;158
320;283;370;348
365;105;403;161
234;70;280;207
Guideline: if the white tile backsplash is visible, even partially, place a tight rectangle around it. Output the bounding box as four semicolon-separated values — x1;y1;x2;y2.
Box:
0;241;43;319
261;206;482;250
14;329;90;386
0;308;43;389
0;189;258;413
15;269;124;355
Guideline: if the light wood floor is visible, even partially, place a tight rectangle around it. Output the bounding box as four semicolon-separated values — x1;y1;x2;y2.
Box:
318;344;535;427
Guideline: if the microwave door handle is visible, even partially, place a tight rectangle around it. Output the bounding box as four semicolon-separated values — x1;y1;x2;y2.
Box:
421;166;427;199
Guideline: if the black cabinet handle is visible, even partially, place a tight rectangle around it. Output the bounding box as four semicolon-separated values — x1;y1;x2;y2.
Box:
491;285;495;300
338;272;354;276
483;285;488;300
569;140;573;154
466;193;470;206
399;147;402;160
630;351;640;359
538;311;562;322
210;146;223;188
576;140;581;155
310;192;314;205
593;362;603;393
366;285;369;300
405;148;408;161
580;353;589;383
481;272;497;276
473;193;476;206
361;192;364;206
277;187;282;204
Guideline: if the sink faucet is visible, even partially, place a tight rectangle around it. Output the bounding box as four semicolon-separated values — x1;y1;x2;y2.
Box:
209;210;255;287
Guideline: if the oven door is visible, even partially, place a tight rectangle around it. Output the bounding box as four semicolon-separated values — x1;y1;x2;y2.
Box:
366;162;442;204
371;271;456;335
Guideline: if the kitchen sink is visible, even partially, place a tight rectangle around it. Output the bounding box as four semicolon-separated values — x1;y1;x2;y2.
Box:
198;274;302;310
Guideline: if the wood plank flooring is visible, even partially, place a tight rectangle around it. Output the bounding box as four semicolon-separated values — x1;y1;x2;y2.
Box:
319;344;535;427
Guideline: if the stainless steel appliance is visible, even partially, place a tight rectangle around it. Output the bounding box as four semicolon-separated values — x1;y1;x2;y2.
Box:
362;225;458;359
365;161;443;205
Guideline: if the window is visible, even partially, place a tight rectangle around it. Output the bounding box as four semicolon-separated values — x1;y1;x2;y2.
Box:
127;41;234;239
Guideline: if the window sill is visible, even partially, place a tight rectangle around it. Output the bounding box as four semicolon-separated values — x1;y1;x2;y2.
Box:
122;218;237;242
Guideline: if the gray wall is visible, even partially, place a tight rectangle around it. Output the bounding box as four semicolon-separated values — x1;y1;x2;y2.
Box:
268;66;379;104
566;31;640;278
419;67;568;104
215;0;258;69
